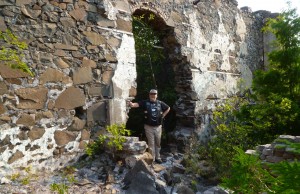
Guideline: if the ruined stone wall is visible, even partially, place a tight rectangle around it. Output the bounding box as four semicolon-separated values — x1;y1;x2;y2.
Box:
0;0;271;172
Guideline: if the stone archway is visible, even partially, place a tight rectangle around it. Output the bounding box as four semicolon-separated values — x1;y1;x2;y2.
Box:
126;7;196;147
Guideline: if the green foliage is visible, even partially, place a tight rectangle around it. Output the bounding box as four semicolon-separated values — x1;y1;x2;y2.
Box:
7;166;36;185
0;29;33;76
252;8;300;135
85;124;131;157
222;148;300;194
221;148;275;194
50;183;69;194
269;161;300;193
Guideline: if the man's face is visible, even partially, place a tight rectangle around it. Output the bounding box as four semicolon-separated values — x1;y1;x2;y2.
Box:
149;93;157;101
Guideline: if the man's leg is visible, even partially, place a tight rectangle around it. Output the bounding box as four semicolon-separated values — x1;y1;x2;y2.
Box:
144;124;155;161
154;125;162;162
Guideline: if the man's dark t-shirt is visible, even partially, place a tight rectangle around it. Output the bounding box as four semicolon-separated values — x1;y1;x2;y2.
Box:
138;100;169;126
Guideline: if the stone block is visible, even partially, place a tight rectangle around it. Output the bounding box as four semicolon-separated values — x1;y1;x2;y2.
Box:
73;67;93;85
15;86;48;110
83;31;106;45
54;130;77;146
125;152;153;168
0;82;8;95
54;58;70;68
82;57;97;68
69;8;87;22
0;102;6;115
81;129;90;141
39;68;72;84
266;156;284;163
54;87;86;109
28;127;45;141
67;117;86;131
87;101;107;125
262;148;273;156
0;64;30;78
116;18;132;32
88;85;102;97
60;17;76;28
8;150;24;164
16;113;35;126
0;16;7;31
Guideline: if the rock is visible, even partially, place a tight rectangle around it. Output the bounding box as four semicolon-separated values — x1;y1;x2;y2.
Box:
125;152;153;168
125;171;158;194
28;127;45;141
54;130;77;146
54;87;86;109
123;159;154;186
1;177;11;184
177;185;195;194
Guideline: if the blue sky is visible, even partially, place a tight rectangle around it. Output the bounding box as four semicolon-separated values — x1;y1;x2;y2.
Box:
237;0;300;14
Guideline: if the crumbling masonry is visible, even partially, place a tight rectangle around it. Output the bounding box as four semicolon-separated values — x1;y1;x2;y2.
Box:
0;0;276;172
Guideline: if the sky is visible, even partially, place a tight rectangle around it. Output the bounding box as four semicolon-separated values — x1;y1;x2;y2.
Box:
237;0;300;14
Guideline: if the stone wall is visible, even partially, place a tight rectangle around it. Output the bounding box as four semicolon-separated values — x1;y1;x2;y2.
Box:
0;0;273;172
254;135;300;163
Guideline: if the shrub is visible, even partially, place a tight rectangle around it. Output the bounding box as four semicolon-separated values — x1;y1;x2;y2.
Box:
85;124;131;157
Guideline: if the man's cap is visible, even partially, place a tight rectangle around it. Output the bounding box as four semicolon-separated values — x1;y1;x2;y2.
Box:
149;89;157;94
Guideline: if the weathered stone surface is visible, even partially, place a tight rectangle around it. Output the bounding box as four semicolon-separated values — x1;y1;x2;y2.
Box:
54;43;78;51
18;131;28;140
0;64;30;78
67;117;86;131
15;86;48;109
5;78;22;85
54;87;86;109
0;16;7;31
83;31;106;45
73;67;93;85
54;58;70;68
28;127;45;141
107;37;121;47
16;113;35;126
116;18;132;32
8;150;24;164
125;152;153;168
69;8;87;22
80;129;90;141
54;130;77;146
0;135;11;147
16;0;32;6
21;6;41;19
102;70;114;84
54;50;67;57
39;68;72;84
88;85;102;96
123;159;154;185
36;111;54;120
125;171;158;194
87;101;107;125
97;18;115;28
0;82;8;95
0;102;6;115
82;57;97;68
60;17;76;28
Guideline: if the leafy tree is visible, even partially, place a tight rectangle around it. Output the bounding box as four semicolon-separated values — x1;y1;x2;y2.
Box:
252;8;300;135
0;30;33;76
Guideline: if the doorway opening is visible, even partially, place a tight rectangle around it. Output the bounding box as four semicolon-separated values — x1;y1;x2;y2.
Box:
126;9;180;146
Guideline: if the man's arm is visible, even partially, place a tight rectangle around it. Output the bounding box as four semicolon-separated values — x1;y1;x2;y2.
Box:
129;101;140;108
162;107;170;118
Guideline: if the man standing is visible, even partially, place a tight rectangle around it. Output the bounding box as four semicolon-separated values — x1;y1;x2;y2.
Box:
129;89;170;164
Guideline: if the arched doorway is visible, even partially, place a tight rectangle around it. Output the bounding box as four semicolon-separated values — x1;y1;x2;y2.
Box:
126;9;179;147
